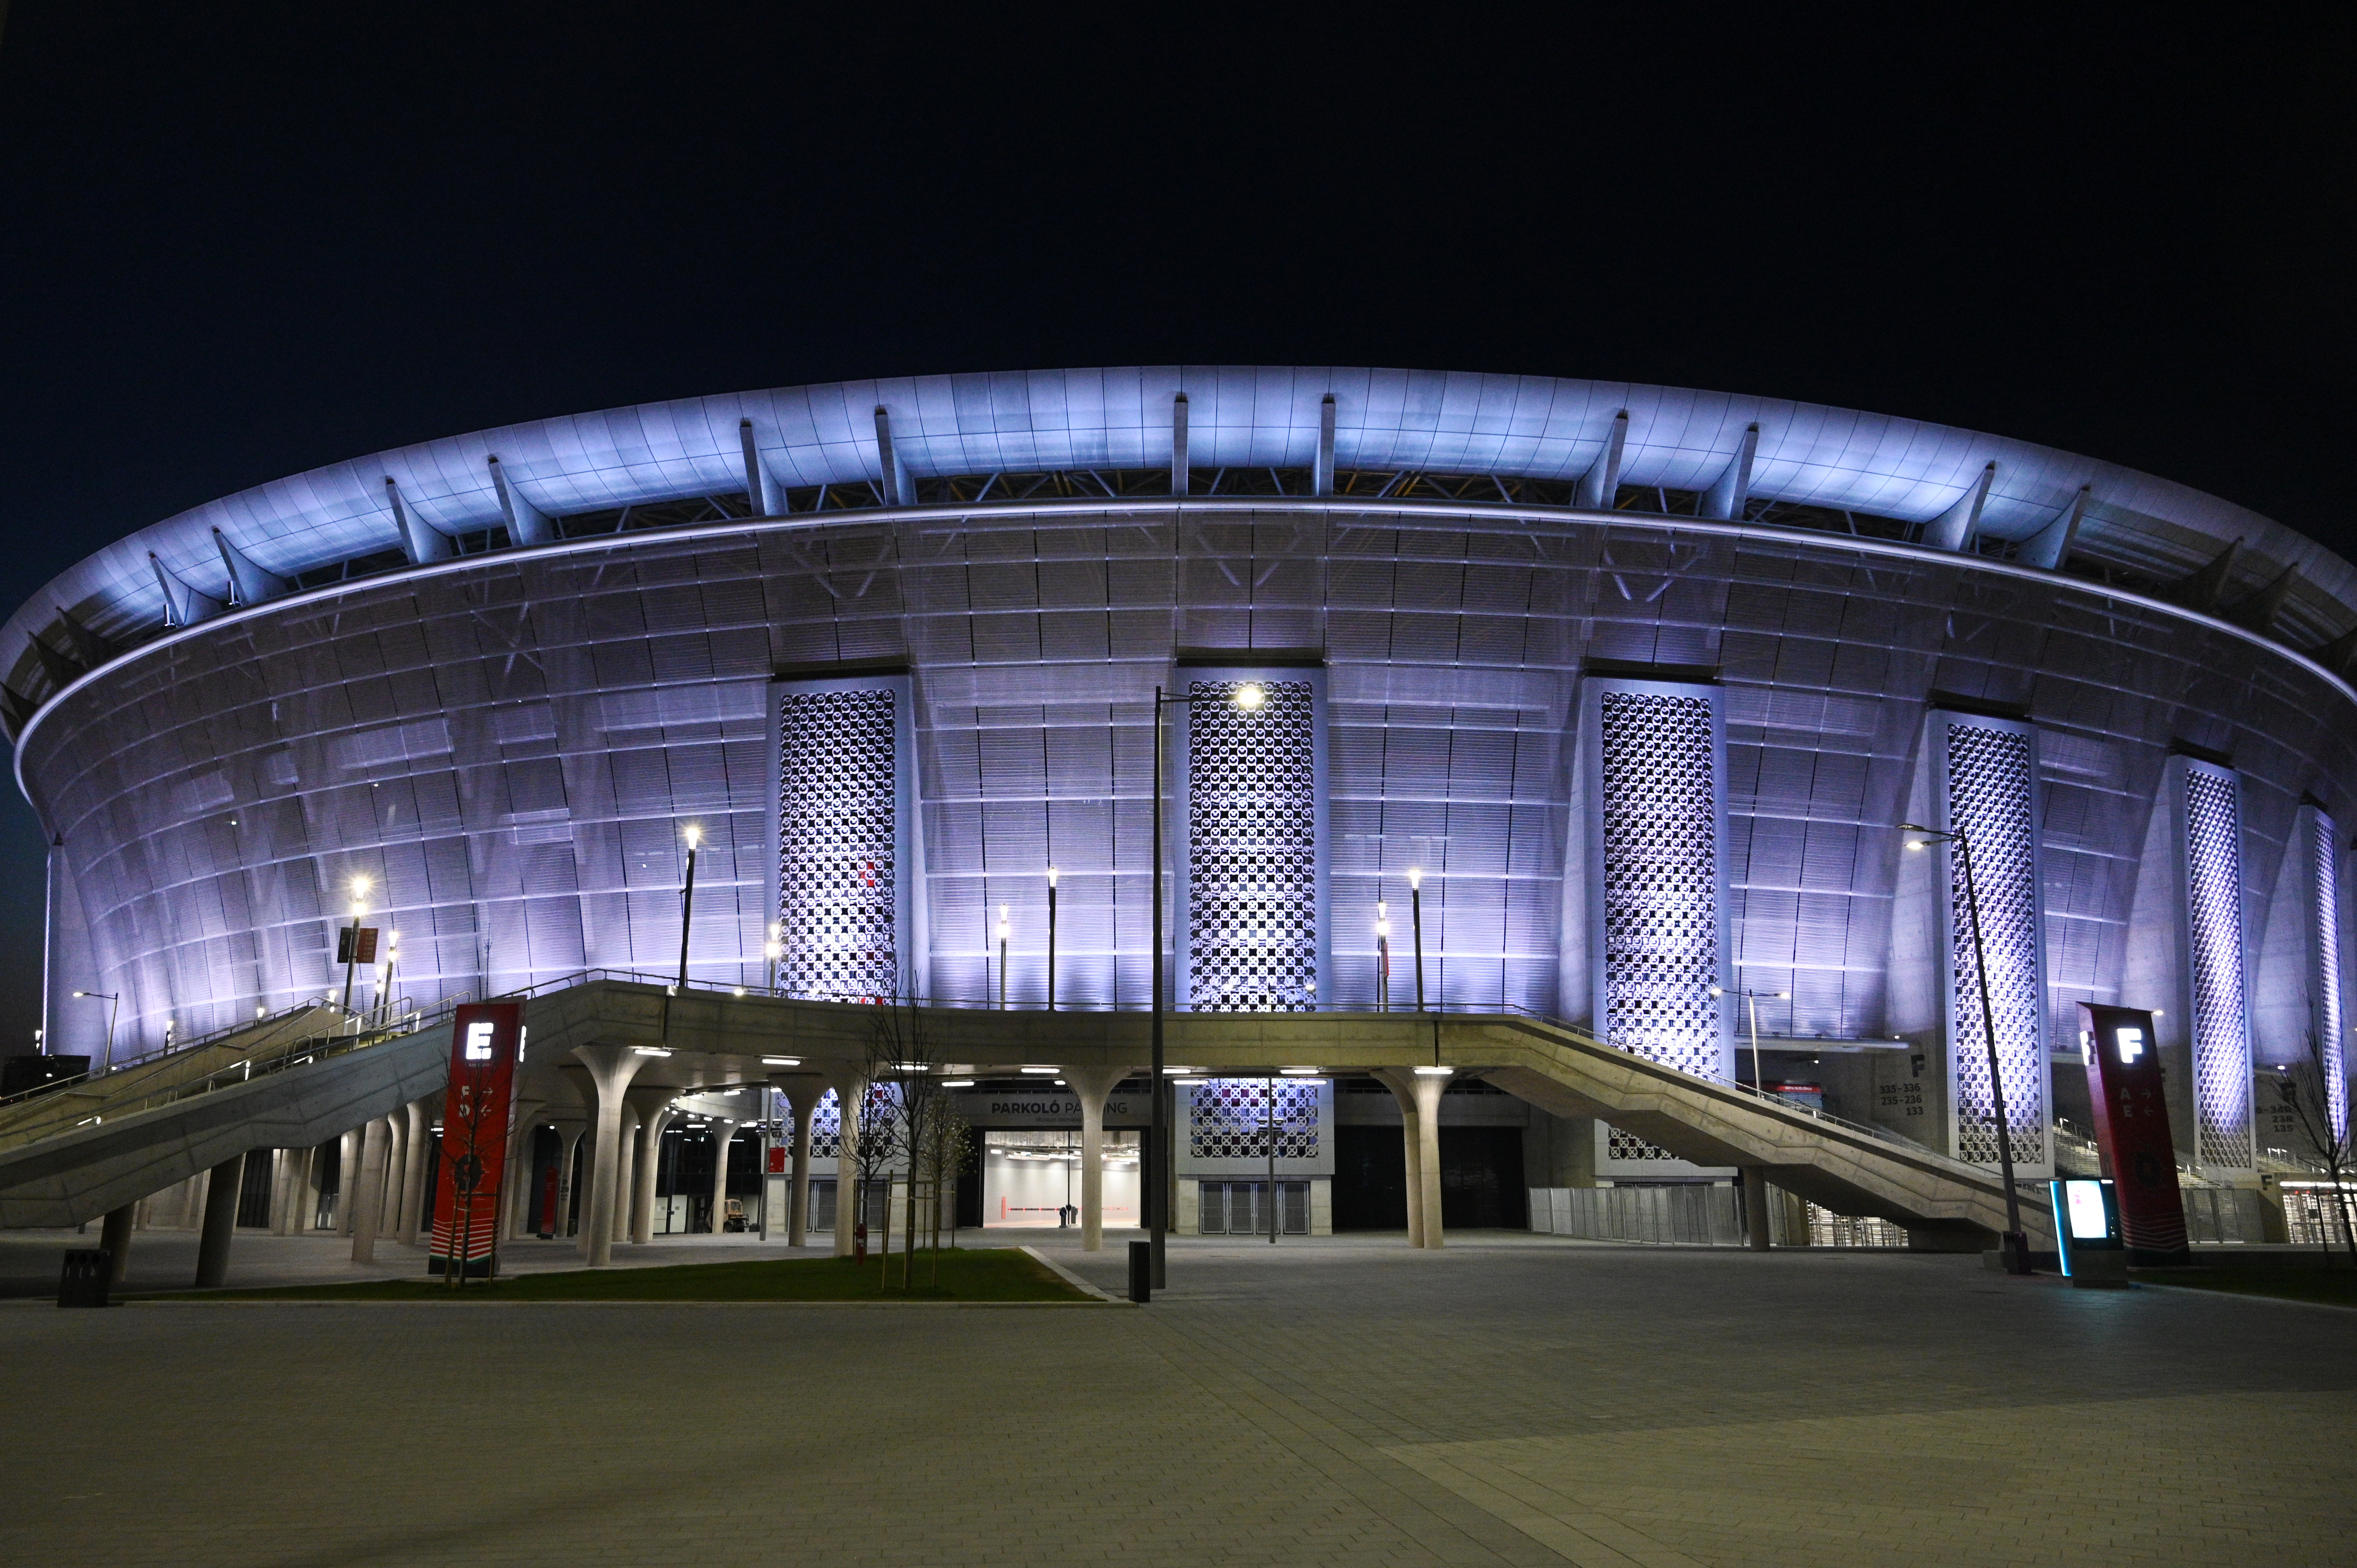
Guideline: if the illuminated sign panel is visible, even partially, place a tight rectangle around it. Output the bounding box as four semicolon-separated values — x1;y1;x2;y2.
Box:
429;1000;524;1278
2076;1002;2190;1264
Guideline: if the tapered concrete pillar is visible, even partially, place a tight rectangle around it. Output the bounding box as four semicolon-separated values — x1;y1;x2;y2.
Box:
382;1113;410;1240
624;1087;677;1244
706;1116;742;1233
399;1099;432;1245
825;1071;869;1257
334;1128;362;1236
614;1104;642;1241
1409;1071;1446;1248
1372;1070;1427;1247
1060;1065;1133;1252
501;1098;546;1240
1743;1166;1773;1251
350;1116;392;1263
772;1074;827;1247
553;1121;586;1238
568;1044;649;1269
265;1149;293;1235
100;1203;134;1285
194;1153;245;1288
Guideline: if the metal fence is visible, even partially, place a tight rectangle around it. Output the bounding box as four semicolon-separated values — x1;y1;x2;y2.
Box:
2181;1186;2272;1244
1529;1184;1744;1246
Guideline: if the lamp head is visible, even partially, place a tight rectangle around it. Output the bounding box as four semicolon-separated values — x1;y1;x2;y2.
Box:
1047;864;1058;889
1774;991;1790;999
1233;682;1265;711
351;874;371;898
1905;839;1930;852
72;990;87;998
1707;984;1724;998
1407;865;1421;891
683;824;703;850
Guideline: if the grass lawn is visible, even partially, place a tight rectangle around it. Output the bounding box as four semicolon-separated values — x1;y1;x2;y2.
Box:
145;1247;1102;1304
2133;1252;2357;1309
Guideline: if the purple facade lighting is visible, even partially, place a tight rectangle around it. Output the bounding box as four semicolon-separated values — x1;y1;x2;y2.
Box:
2184;761;2254;1172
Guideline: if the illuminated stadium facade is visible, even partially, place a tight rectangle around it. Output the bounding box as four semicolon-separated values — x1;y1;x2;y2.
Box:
6;366;2353;1196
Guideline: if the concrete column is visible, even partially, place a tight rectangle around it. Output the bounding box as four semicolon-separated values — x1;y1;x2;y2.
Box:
826;1071;869;1257
625;1086;677;1244
350;1116;392;1264
194;1153;245;1288
1409;1071;1446;1248
297;1144;323;1232
706;1117;742;1233
1060;1065;1132;1253
382;1113;410;1241
398;1099;432;1245
501;1098;546;1241
568;1043;649;1269
551;1122;586;1238
1372;1070;1426;1247
100;1203;134;1285
614;1104;641;1243
771;1075;827;1248
265;1149;292;1235
334;1128;362;1236
181;1172;207;1230
1743;1166;1773;1251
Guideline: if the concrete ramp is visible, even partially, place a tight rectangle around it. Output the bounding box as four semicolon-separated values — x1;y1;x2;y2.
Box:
1459;1015;2052;1246
0;1017;448;1228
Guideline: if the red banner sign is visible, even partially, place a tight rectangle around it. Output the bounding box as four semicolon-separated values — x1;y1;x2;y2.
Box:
2077;1003;2189;1264
430;1001;524;1277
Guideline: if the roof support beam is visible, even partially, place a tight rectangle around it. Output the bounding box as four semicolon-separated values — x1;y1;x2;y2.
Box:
1698;423;1759;521
2171;539;2243;613
2017;485;2090;570
1313;395;1336;497
55;607;121;667
488;456;554;546
1171;393;1190;497
1576;410;1629;511
739;419;784;517
385;479;451;565
2225;563;2301;634
873;406;907;507
29;634;84;689
1922;462;1997;551
212;528;288;607
148;553;224;628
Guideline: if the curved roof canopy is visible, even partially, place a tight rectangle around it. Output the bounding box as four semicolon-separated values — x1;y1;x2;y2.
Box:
7;366;2352;718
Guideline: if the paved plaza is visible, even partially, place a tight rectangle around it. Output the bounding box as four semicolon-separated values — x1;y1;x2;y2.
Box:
2;1232;2352;1567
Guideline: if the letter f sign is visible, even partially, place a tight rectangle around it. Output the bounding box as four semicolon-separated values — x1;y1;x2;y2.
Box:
2114;1027;2145;1066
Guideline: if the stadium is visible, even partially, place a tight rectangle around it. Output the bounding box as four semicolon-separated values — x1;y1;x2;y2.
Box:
3;366;2351;1264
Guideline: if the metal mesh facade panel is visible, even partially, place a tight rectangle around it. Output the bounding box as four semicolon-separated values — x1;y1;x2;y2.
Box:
1188;679;1318;1011
2314;810;2348;1139
779;689;897;999
1598;690;1724;1076
1943;719;2048;1169
1187;1079;1319;1159
2185;765;2254;1169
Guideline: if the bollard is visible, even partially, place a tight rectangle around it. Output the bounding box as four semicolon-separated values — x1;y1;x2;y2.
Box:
1127;1238;1152;1303
58;1248;112;1308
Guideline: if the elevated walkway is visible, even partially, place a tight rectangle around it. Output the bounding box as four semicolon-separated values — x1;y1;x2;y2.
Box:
0;977;2051;1246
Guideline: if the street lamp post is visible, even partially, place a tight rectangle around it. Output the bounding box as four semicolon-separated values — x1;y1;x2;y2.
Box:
1045;865;1058;1012
340;876;372;1013
1150;678;1264;1288
1375;902;1391;1012
1904;821;2030;1270
70;990;119;1074
1709;983;1790;1100
1407;866;1426;1012
675;825;703;994
997;904;1011;1010
765;923;783;995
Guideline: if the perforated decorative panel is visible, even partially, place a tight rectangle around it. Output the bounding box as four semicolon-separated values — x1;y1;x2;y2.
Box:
1942;719;2047;1169
1606;1125;1677;1162
779;688;897;999
800;1084;900;1161
1188;1079;1320;1159
1597;689;1723;1076
1188;679;1318;1011
2311;809;2347;1141
2185;765;2253;1169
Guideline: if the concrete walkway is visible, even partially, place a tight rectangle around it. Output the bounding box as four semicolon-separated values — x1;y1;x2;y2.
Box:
2;1234;2350;1566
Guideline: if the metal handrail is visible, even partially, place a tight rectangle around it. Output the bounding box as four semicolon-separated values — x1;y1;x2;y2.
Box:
0;995;335;1111
0;994;472;1152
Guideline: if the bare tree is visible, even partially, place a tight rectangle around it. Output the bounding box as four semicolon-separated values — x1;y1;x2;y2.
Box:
854;1015;907;1284
867;974;956;1289
2265;1031;2357;1268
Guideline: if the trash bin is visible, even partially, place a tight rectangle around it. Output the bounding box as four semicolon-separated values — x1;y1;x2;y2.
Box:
58;1248;112;1308
1127;1239;1151;1303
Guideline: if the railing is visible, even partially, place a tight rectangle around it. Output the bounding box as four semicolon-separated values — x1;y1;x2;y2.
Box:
0;996;335;1112
0;993;472;1153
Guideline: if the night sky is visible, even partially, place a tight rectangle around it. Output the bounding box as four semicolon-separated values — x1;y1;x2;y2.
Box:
0;7;2346;1052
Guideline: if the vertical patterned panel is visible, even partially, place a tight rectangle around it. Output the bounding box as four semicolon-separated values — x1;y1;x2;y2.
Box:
1597;689;1723;1076
1187;679;1318;1010
2185;764;2253;1169
1942;719;2048;1169
2312;809;2347;1139
778;689;897;998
